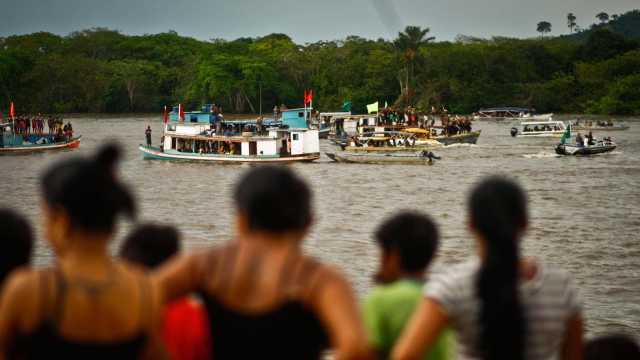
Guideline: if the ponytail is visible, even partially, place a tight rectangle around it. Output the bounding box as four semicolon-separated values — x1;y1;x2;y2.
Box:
470;177;527;360
42;143;136;234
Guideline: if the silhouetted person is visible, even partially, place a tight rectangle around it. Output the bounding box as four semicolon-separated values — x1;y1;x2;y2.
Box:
393;177;583;360
156;166;370;359
0;144;163;359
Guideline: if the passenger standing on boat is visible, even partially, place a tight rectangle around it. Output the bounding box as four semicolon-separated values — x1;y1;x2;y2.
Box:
145;126;152;147
587;132;594;146
576;133;584;147
154;166;370;359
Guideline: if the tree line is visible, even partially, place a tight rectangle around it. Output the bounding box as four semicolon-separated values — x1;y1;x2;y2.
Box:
1;10;639;115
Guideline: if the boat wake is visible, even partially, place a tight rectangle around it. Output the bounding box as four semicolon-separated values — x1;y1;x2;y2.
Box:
523;151;560;159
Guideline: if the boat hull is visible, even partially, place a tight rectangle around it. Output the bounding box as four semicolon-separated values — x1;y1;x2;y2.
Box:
571;125;629;131
139;145;319;163
326;152;435;165
555;144;617;156
0;136;81;153
433;131;481;145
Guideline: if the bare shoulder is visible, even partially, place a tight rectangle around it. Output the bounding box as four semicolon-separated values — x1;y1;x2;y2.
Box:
0;267;51;333
1;267;46;301
298;256;353;298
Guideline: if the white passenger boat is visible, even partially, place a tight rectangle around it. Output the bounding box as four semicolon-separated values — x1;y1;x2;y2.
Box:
139;105;320;163
510;120;567;138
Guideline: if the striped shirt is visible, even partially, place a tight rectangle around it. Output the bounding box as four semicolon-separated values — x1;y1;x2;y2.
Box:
425;260;581;360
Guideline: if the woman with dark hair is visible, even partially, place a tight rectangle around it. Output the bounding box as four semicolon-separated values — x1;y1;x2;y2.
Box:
392;176;583;360
0;144;162;359
155;166;370;359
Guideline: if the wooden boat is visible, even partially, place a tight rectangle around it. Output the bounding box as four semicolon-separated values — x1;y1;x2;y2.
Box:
140;145;318;163
140;106;320;164
555;141;617;156
433;131;481;145
325;151;438;165
0;125;81;153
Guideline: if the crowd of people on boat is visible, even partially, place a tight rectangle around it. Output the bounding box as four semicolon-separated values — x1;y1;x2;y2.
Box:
573;119;616;127
2;114;74;141
523;123;563;132
0;143;636;360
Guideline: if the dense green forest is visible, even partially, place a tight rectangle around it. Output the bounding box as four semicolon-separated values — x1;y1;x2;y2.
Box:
1;10;639;115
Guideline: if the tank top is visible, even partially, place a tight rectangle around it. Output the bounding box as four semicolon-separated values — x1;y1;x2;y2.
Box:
12;269;149;359
200;247;330;359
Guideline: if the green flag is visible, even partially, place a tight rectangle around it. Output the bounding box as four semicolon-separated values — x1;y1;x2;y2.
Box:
560;124;571;145
341;101;352;112
367;101;379;114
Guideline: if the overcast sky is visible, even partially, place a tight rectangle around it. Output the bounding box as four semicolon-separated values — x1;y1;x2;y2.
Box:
0;0;637;43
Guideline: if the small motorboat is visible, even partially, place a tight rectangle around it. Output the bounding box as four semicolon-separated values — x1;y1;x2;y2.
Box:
325;150;440;165
555;140;617;156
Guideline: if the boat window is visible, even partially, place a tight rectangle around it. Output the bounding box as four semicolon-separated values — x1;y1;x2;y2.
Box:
292;133;299;141
298;112;304;118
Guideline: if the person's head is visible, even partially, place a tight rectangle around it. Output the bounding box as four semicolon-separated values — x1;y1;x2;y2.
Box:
0;209;33;284
41;143;136;254
469;176;527;360
233;166;312;241
585;334;640;360
120;224;180;269
374;211;439;284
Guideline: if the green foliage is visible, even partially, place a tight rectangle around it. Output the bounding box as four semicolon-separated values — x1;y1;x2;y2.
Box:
1;11;640;116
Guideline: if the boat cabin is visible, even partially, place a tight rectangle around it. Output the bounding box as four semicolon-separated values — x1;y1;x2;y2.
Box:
475;107;535;119
160;107;319;158
514;120;566;137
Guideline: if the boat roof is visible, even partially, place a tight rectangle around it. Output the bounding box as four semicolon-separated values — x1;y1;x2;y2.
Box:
521;120;565;125
319;112;351;117
479;107;534;112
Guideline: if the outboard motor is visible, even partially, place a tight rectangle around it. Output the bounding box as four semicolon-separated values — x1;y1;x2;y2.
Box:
510;127;518;137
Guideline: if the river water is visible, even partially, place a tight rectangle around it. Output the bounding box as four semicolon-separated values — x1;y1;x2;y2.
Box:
1;115;639;337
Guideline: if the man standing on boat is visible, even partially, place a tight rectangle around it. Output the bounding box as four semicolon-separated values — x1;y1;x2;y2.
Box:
145;126;152;147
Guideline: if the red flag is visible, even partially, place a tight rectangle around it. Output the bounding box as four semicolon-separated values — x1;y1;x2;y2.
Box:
9;102;15;118
179;104;185;121
163;106;169;124
304;90;313;105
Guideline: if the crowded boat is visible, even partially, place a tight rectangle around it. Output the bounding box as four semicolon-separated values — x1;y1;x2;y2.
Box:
0;112;80;152
139;104;320;163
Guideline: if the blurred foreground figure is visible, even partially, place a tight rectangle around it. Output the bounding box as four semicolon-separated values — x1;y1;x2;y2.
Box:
155;166;370;359
121;224;211;360
393;177;583;360
363;211;452;360
585;334;640;360
0;144;163;359
0;209;33;286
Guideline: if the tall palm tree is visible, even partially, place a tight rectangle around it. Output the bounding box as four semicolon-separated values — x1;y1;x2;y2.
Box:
394;26;435;101
537;21;552;38
567;13;577;33
596;12;610;24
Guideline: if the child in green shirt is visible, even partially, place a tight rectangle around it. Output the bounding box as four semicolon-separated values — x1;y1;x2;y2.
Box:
363;211;453;360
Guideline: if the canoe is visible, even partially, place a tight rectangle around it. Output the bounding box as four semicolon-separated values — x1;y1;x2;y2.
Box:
433;131;481;145
555;143;617;156
139;145;319;163
0;136;81;153
325;152;437;165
